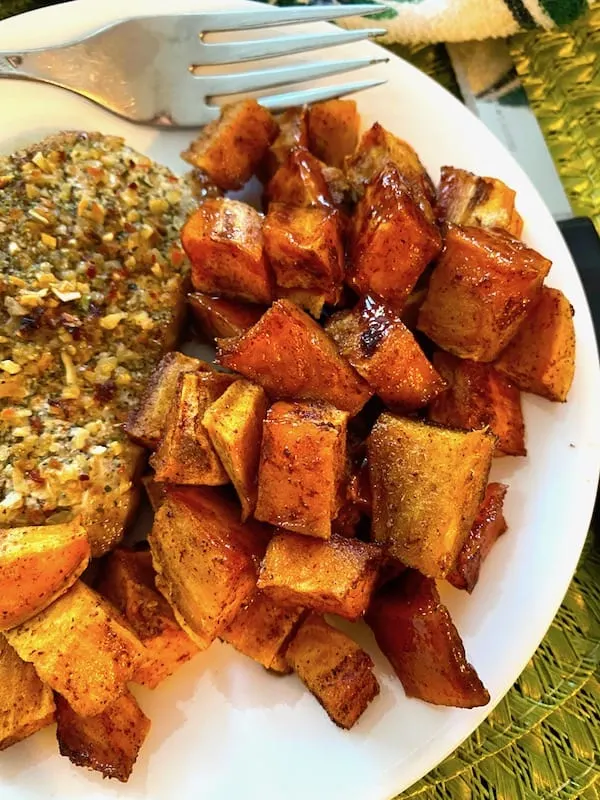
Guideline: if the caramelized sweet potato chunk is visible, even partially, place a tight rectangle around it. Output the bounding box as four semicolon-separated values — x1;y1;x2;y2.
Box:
285;613;379;728
307;99;359;169
347;164;442;311
150;372;235;485
494;287;575;402
447;483;508;592
257;532;381;620
97;549;198;689
417;224;551;362
0;520;89;631
217;300;372;414
203;380;269;520
149;487;270;649
181;198;273;304
0;635;55;750
5;581;146;717
255;401;349;538
436;166;523;236
181;99;278;190
367;570;489;707
429;351;526;456
263;203;344;315
125;352;212;449
369;414;494;578
265;147;333;209
56;690;150;782
141;474;167;511
326;295;446;410
221;591;305;673
261;107;309;181
188;293;265;342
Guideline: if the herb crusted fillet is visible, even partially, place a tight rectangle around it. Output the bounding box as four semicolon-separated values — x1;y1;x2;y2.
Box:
0;132;195;554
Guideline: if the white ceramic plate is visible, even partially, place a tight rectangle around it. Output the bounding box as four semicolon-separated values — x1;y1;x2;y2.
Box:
1;2;599;799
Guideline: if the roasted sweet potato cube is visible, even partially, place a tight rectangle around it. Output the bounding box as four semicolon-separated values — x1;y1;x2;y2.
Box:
400;288;428;330
345;122;436;217
347;164;442;311
203;380;269;521
447;483;508;592
221;591;305;673
97;549;198;689
263;203;344;314
56;690;150;782
265;147;334;209
307;99;359;169
321;164;354;208
217;300;372;414
258;532;381;619
125;352;212;450
494;287;575;402
0;520;89;631
285;613;379;728
367;570;489;707
369;414;495;578
142;474;167;512
181;198;273;304
436;166;523;236
0;635;55;750
326;295;446;410
429;351;525;456
417;225;551;362
188;292;265;342
261;107;309;181
181;99;278;190
149;486;270;649
150;372;235;486
255;401;349;538
5;581;145;717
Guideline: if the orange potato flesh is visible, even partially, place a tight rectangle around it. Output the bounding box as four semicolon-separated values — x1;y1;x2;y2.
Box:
141;475;168;512
188;293;265;342
217;299;373;414
325;295;446;410
261;106;309;181
307;99;359;169
447;483;508;593
347;164;442;312
366;570;490;707
429;351;526;456
181;198;273;304
494;287;575;402
265;147;334;209
417;224;551;362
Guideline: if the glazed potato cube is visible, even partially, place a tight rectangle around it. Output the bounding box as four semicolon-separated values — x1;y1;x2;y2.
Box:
142;474;167;511
369;414;494;578
285;613;379;728
417;225;551;362
320;163;353;208
257;532;381;620
0;635;55;750
447;483;508;592
56;690;150;782
125;352;212;449
325;295;446;410
437;166;523;236
400;288;428;330
97;549;198;689
261;106;309;181
307;99;359;169
263;203;344;313
150;372;235;486
429;352;526;456
5;581;146;717
181;198;273;304
149;486;270;649
181;99;278;190
221;591;305;673
347;164;442;311
203;380;269;520
265;147;334;209
494;287;575;402
345;122;436;218
182;167;223;201
255;401;349;539
275;287;329;319
0;520;89;631
217;300;372;414
367;570;489;707
188;292;265;342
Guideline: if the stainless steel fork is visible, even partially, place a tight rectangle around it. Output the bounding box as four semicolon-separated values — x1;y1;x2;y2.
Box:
0;6;388;127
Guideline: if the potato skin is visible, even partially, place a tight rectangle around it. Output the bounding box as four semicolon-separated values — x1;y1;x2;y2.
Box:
265;147;334;209
307;99;359;169
261;107;309;182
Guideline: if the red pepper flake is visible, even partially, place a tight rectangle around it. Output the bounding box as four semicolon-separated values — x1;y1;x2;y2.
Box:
86;265;97;279
25;468;45;485
79;473;90;482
